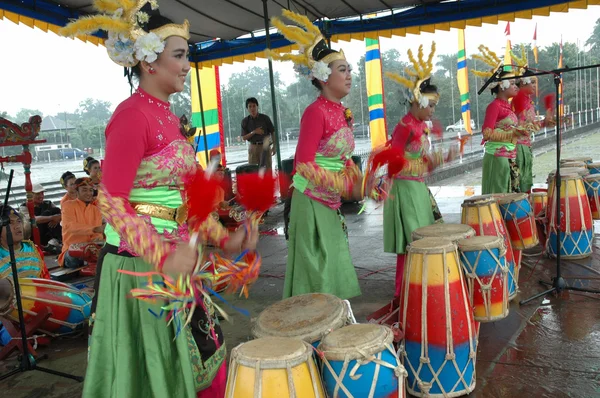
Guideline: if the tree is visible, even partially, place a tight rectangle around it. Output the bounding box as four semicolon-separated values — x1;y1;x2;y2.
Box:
586;17;600;52
0;111;11;119
15;109;43;124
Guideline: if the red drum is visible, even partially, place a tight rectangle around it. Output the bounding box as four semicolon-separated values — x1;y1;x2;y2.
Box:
547;173;593;259
461;195;518;300
496;193;538;250
68;242;103;276
401;238;477;397
0;278;92;336
530;188;548;218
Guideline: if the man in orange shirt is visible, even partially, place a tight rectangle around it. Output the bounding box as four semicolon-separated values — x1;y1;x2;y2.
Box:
58;178;105;268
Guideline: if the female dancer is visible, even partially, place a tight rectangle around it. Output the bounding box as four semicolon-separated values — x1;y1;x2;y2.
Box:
59;171;77;206
383;43;456;297
511;48;556;193
60;1;257;396
269;10;362;300
83;157;101;197
473;46;528;194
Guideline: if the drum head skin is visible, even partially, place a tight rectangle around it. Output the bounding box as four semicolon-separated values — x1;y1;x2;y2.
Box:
253;293;347;343
412;224;475;243
319;324;393;361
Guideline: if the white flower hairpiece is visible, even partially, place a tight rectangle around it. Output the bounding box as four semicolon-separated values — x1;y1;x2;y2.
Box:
520;77;533;85
311;61;332;82
500;79;511;91
418;94;430;109
134;32;166;63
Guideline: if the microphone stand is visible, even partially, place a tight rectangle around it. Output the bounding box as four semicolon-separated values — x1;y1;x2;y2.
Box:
0;169;83;382
477;64;600;305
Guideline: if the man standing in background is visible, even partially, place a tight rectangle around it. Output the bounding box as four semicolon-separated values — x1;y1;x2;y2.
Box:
241;97;276;170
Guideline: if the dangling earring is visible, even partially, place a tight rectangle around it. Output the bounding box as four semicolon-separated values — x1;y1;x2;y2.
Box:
149;67;156;74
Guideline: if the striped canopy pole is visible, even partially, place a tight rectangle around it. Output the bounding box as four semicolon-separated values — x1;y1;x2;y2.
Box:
365;38;388;148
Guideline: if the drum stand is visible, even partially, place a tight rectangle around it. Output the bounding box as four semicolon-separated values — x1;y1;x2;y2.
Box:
479;65;600;305
0;170;83;383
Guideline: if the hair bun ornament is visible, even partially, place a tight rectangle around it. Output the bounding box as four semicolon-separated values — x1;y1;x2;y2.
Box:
59;0;189;68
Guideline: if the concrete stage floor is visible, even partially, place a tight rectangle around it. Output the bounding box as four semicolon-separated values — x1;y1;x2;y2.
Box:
1;195;599;398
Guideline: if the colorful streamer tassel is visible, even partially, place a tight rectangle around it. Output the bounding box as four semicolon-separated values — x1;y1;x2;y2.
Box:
209;250;261;299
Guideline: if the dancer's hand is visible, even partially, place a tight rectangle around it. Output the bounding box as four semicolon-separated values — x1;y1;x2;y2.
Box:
162;244;198;275
223;227;246;255
243;223;259;251
447;145;459;162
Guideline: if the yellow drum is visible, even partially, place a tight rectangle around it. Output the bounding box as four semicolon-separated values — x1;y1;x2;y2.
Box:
225;337;325;398
411;223;475;245
252;293;350;347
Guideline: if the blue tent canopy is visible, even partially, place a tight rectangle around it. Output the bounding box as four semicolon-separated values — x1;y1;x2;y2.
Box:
1;0;597;64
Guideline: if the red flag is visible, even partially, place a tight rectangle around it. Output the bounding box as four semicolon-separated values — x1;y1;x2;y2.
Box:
504;22;511;36
533;23;539;64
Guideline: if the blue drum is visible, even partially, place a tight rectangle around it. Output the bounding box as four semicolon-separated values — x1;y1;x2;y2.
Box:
586;161;600;175
319;324;405;398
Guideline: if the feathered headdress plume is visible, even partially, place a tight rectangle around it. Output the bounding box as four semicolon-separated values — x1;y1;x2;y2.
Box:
386;42;438;108
472;45;515;90
59;0;189;67
267;9;346;81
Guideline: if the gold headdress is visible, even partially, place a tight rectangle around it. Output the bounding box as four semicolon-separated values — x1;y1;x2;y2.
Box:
386;42;439;108
510;45;534;85
267;10;346;81
59;0;189;67
472;45;515;90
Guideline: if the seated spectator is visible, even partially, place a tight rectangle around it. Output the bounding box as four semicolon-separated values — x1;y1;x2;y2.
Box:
210;149;228;209
25;183;62;251
0;205;50;279
60;171;77;206
58;178;104;268
83;157;101;198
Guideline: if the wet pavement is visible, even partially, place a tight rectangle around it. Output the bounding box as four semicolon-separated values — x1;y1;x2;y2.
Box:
2;184;600;396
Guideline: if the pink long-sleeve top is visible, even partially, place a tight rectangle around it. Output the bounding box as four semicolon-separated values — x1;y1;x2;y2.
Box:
98;89;227;269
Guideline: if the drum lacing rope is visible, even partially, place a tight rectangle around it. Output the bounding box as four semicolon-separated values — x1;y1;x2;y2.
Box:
342;300;357;324
11;333;47;350
548;178;593;257
402;248;477;397
500;198;537;249
320;342;406;398
459;244;509;321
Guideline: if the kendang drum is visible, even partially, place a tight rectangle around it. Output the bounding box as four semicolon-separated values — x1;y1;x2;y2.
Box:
547;173;594;259
400;238;477;397
458;236;509;321
411;224;475;245
530;189;548;218
253;293;351;347
461;195;516;294
561;157;593;165
319;324;406;398
583;174;600;220
68;242;103;276
0;278;92;335
225;337;325;398
495;193;538;250
586;161;600;175
560;160;587;169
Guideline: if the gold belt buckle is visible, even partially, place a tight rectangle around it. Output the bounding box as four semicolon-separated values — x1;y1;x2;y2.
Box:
174;204;188;226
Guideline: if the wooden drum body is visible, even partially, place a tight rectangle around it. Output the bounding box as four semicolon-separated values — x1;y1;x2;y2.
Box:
496;193;538;250
319;324;406;398
400;238;477;398
0;278;92;335
225;337;325;398
547;173;594;259
458;236;510;321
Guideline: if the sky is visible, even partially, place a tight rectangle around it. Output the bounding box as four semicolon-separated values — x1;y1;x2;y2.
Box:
0;8;599;118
